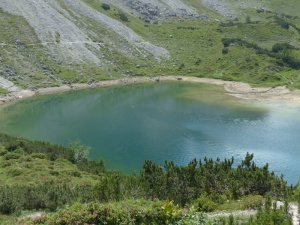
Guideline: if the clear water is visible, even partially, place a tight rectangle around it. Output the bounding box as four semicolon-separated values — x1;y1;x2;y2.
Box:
0;82;299;184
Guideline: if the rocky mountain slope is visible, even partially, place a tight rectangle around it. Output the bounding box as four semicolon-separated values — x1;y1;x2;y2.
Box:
0;0;300;91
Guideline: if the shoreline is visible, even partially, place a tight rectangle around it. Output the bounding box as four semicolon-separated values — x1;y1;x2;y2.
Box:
1;76;300;106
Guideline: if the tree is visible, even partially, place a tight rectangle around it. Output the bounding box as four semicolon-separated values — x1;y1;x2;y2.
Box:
68;140;91;162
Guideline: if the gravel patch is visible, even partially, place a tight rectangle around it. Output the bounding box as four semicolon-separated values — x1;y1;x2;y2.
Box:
1;0;101;64
201;0;234;18
1;0;169;63
64;0;169;59
104;0;200;20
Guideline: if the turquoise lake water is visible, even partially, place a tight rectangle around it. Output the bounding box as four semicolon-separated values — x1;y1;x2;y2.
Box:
0;82;299;184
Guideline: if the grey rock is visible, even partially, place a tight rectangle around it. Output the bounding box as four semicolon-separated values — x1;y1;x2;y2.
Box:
42;65;49;70
201;13;208;20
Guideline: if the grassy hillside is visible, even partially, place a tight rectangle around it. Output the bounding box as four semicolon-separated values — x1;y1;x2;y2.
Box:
0;133;298;224
0;1;300;91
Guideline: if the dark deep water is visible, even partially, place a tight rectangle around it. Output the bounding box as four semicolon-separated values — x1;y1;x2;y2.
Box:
0;82;299;184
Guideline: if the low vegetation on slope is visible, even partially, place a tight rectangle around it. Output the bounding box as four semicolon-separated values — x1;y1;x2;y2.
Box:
0;0;300;90
0;133;299;224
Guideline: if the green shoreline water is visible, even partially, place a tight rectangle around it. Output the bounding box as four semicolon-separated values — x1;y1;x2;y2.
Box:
0;81;299;184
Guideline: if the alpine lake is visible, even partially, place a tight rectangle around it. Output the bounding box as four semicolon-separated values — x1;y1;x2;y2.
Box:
0;81;299;184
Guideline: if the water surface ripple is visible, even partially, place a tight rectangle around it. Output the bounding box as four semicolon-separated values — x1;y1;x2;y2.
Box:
0;82;299;184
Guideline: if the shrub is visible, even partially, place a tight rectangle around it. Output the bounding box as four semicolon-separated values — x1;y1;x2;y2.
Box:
22;155;33;162
13;147;24;155
222;38;232;47
0;149;8;156
19;199;171;225
222;47;229;54
71;170;82;177
246;15;251;24
0;133;75;162
68;140;90;163
194;58;201;65
282;56;300;69
275;16;289;29
101;3;110;10
30;153;47;159
6;168;24;177
0;185;94;214
196;195;218;212
118;13;129;22
272;43;296;53
3;152;20;160
178;63;185;70
49;170;60;176
76;158;105;175
256;8;265;13
242;195;264;209
220;21;235;27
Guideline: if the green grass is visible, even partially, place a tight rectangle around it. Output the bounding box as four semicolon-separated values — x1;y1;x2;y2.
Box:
0;154;99;186
216;195;264;211
0;214;18;225
0;88;8;95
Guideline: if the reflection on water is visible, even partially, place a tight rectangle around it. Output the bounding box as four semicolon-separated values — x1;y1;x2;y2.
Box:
0;82;299;184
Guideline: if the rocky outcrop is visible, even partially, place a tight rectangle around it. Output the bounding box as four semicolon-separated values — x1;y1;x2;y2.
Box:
64;0;169;59
0;76;19;92
0;0;169;64
201;0;234;18
106;0;204;21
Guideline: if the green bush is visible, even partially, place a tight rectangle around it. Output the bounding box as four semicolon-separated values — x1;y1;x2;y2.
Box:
196;195;218;212
246;16;251;24
275;16;289;29
30;153;47;159
0;185;94;214
118;13;129;22
242;195;264;209
101;3;110;10
0;133;75;162
13;147;24;155
71;170;81;177
272;43;296;53
49;170;60;176
22;155;33;162
0;149;8;156
6;168;24;177
3;153;20;160
222;47;229;54
19;199;172;225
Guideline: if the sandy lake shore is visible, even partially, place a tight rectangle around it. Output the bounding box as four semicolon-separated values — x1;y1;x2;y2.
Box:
1;76;300;106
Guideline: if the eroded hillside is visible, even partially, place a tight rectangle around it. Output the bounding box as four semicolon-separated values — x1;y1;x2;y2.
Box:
0;0;300;90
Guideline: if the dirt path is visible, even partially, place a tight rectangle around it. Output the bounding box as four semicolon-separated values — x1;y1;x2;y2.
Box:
290;203;299;225
208;203;298;225
208;209;257;218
